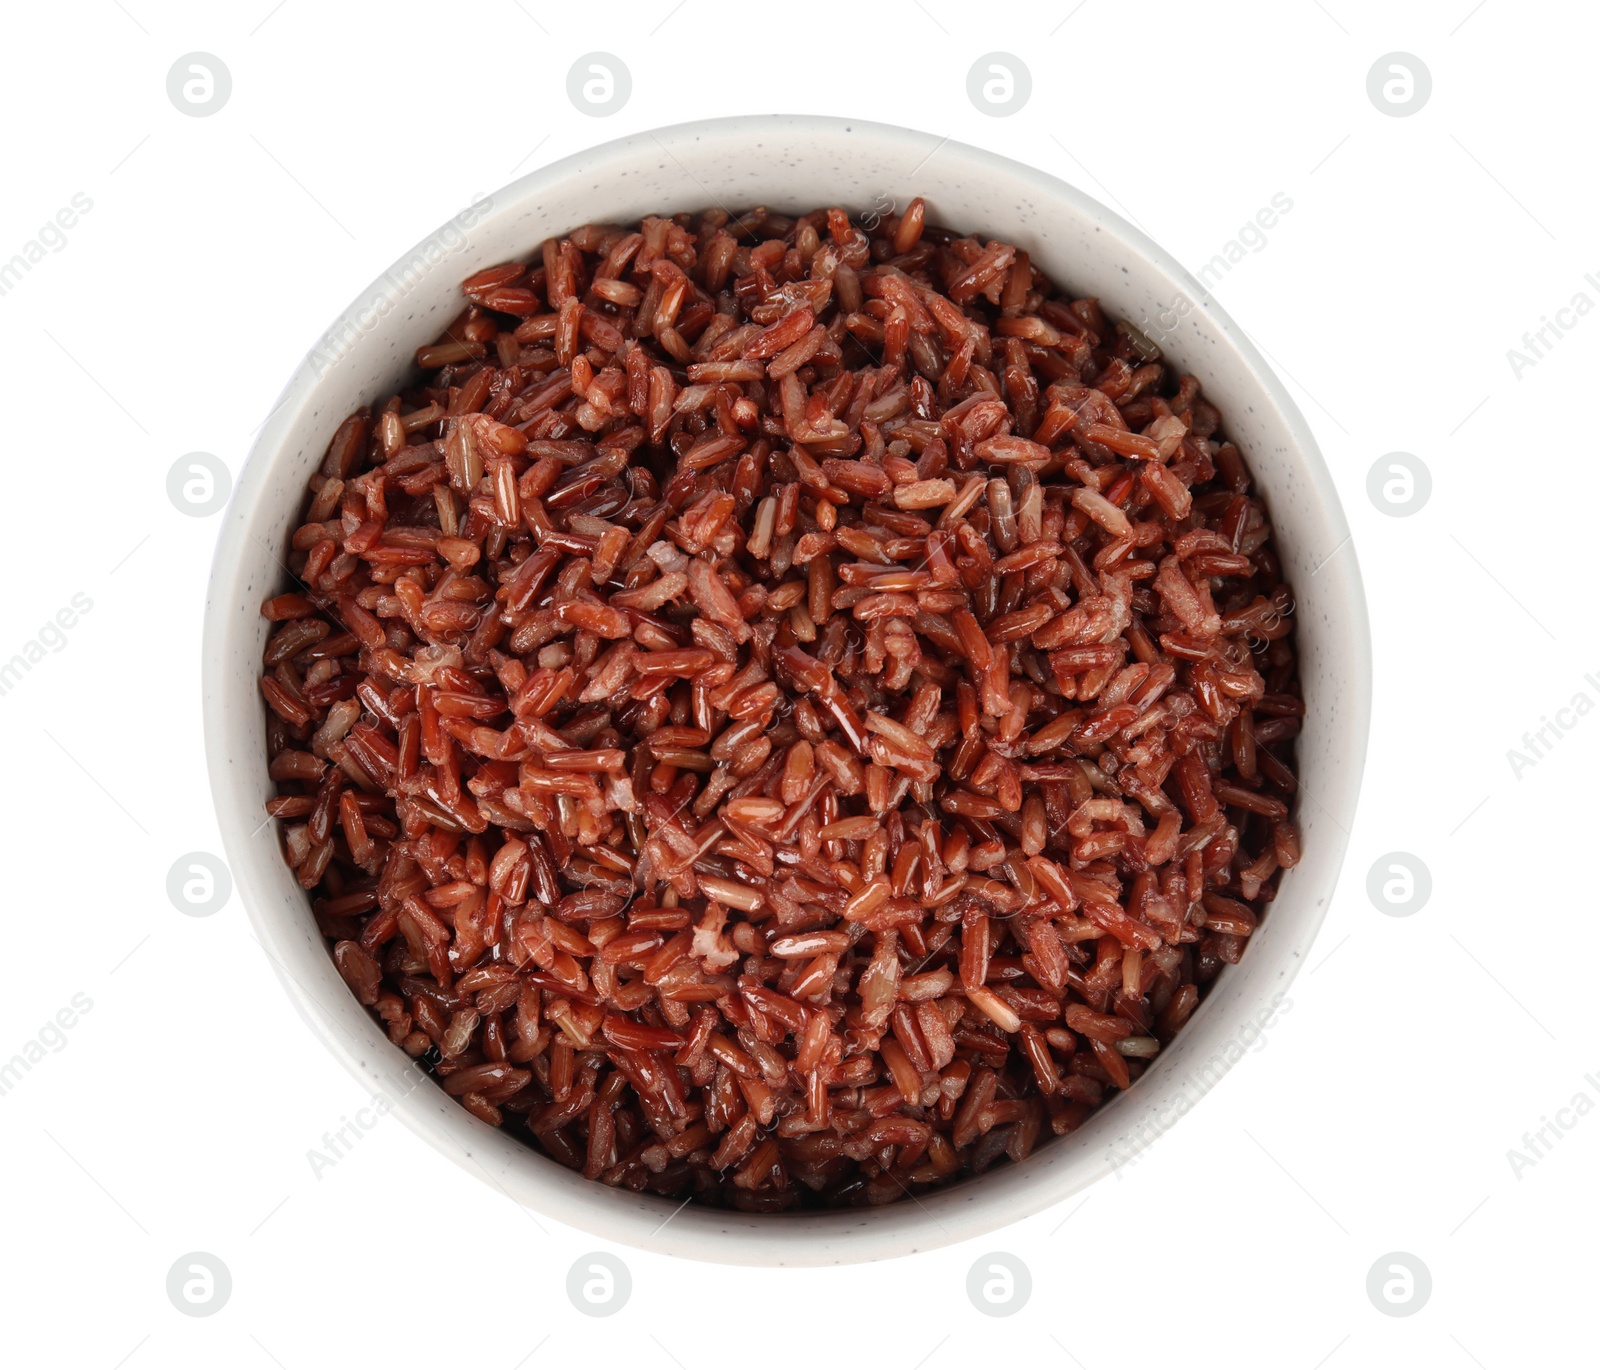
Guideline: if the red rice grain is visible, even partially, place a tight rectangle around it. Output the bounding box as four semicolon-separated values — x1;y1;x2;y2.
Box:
262;199;1301;1211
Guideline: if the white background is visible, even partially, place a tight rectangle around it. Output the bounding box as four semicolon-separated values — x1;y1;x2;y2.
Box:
0;1;1593;1365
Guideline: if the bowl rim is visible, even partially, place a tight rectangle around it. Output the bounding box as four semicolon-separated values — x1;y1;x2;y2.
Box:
204;111;1372;1265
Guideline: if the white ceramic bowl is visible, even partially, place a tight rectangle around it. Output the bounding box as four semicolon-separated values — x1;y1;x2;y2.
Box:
204;114;1371;1265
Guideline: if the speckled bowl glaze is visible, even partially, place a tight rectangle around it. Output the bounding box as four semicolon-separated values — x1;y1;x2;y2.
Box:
203;114;1371;1265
